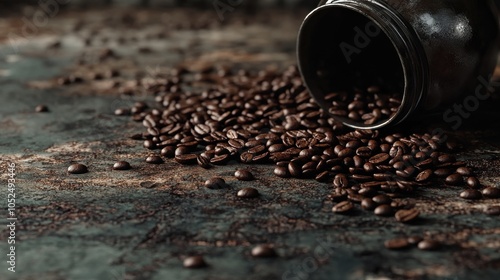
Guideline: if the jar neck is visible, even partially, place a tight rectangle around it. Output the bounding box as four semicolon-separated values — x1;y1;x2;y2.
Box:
298;0;429;129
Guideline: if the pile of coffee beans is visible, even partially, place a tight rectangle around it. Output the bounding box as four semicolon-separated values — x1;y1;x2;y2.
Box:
326;87;402;125
115;64;498;222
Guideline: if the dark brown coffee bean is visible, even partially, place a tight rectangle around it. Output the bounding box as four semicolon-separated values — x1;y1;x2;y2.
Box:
235;169;254;181
484;206;500;216
268;144;286;153
374;204;392;216
248;145;266;154
465;177;480;188
456;167;472;176
418;240;441;251
407;236;423;245
145;155;164;164
481;187;500;199
361;198;377;210
372;194;391;205
204;177;227;189
67;163;88;174
237;187;260;198
459;189;482;200
369;153;390;164
434;168;454;177
211;154;230;165
315;171;330;182
143;140;156;150
384;238;411;250
175;154;198;165
445;173;463;186
332;201;354;214
288;161;302;177
333;174;348;188
160;146;176;158
251;245;277;258
415;169;433;182
395;208;420;223
175;146;190;156
113;161;131;170
35;105;49;113
240;152;254;163
274;166;290;178
183;256;206;269
197;155;211;169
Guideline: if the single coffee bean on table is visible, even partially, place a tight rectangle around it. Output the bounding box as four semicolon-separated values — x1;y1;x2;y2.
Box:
384;238;411;250
332;200;354;214
35;104;49;112
145;155;164;164
205;177;228;189
251;245;277;258
237;187;260;198
183;256;206;269
113;161;131;170
418;240;441;251
395;208;420;223
67;163;88;174
482;187;500;199
234;169;255;181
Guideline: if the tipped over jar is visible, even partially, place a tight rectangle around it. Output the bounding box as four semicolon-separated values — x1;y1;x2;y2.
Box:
297;0;500;129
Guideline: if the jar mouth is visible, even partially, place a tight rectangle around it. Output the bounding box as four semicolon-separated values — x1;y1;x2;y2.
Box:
297;0;427;130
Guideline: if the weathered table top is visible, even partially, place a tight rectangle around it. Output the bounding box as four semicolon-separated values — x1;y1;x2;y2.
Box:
1;7;500;280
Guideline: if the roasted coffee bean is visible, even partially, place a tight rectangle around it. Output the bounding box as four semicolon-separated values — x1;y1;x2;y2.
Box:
240;152;254;163
407;236;423;245
274;166;290;178
484;206;500;216
418;240;441;251
211;154;230;165
161;146;176;158
332;201;354;214
113;161;131;170
251;245;277;258
175;146;190;156
197;154;211;169
361;198;377;211
183;256;206;269
395;208;420;223
369;153;390;164
374;204;392;216
434;168;454;177
445;173;463;186
456;167;472;176
67;163;88;174
35;104;49;112
415;169;433;182
288;161;302;177
333;174;348;188
175;154;198;165
460;189;482;200
235;169;254;181
237;187;260;198
481;187;500;199
145;155;164;164
384;238;411;250
315;171;330;182
143;140;156;150
466;177;480;188
372;194;391;205
204;177;227;189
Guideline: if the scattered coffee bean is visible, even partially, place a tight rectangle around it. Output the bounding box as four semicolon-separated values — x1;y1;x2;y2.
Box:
456;167;472;176
481;187;500;199
460;189;482;200
35;105;49;112
407;236;423;245
67;163;88;174
372;194;391;205
113;161;131;170
417;240;441;251
204;177;227;189
274;166;290;178
395;208;420;223
175;154;198;165
145;155;164;164
374;204;393;216
361;198;377;211
183;256;206;268
251;245;277;258
445;173;463;186
384;238;411;250
235;169;255;181
237;187;260;198
332;201;354;214
465;177;481;188
484;206;500;216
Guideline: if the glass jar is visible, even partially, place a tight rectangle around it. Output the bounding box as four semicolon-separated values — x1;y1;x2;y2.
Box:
297;0;499;129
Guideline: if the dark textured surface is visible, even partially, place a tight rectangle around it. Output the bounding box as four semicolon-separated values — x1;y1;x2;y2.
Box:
0;6;500;280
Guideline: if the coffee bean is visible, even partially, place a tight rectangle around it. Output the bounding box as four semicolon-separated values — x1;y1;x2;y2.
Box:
145;155;164;164
35;105;49;112
369;153;390;164
434;168;454;177
372;194;391;205
237;187;260;198
456;167;472;176
288;161;302;177
235;169;254;181
445;173;463;186
418;240;441;251
407;236;423;245
274;166;290;178
67;163;88;174
160;146;176;158
482;187;500;199
113;161;131;170
459;189;482;200
361;198;377;210
332;200;354;214
175;154;198;165
374;204;392;216
333;174;348;188
197;154;211;169
205;177;227;189
415;169;433;182
211;154;230;165
384;238;411;250
395;208;420;223
251;245;277;258
484;206;500;216
183;256;206;269
466;177;480;188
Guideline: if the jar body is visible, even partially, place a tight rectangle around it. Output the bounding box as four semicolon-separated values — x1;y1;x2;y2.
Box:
298;0;499;129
